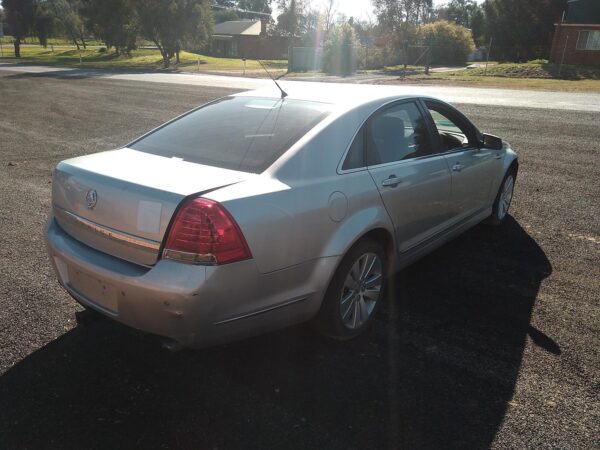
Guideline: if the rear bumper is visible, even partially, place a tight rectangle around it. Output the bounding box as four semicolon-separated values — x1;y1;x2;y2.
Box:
46;216;338;347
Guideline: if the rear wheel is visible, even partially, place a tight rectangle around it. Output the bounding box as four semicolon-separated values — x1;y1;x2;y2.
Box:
314;239;387;340
488;168;516;226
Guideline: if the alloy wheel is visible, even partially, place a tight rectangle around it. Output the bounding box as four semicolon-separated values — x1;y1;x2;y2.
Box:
498;175;514;220
340;252;383;329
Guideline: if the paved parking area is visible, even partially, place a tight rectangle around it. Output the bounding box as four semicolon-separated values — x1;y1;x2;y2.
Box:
0;71;598;449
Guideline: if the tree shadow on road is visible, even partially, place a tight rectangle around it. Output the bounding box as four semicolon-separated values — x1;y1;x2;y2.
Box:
3;66;183;81
0;217;554;449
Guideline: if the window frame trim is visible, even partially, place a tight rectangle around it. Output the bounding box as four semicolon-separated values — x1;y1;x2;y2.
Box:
338;122;368;173
337;98;440;174
420;98;482;155
576;30;600;51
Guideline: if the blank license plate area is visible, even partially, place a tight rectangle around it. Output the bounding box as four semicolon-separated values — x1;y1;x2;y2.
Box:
68;267;118;313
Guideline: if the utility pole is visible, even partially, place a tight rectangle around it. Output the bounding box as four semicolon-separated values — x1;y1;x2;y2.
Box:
288;0;297;73
559;34;569;78
484;37;493;76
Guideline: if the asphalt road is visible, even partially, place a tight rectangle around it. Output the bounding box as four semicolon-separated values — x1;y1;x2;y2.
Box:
2;63;600;112
0;70;598;450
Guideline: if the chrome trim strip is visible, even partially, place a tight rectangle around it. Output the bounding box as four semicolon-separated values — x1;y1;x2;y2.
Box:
54;206;161;253
162;249;217;265
400;206;489;255
214;295;309;325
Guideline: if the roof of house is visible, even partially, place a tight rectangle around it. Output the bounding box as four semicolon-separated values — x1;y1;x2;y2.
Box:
566;0;600;24
213;20;262;36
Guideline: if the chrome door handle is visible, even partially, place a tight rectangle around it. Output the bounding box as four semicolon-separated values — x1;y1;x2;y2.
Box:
452;163;464;172
381;175;401;187
493;154;503;160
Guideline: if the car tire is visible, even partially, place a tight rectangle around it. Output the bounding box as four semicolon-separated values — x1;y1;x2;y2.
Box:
314;239;387;340
487;167;517;226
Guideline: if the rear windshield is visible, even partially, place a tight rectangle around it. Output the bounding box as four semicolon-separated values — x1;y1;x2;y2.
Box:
130;96;331;173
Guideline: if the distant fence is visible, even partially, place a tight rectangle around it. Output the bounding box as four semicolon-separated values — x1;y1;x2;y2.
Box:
289;42;557;76
289;47;323;72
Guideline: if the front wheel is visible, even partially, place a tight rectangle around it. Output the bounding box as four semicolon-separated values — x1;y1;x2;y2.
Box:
488;169;516;226
314;239;387;340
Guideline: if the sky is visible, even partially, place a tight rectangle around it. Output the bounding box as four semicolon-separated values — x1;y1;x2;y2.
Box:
279;0;484;22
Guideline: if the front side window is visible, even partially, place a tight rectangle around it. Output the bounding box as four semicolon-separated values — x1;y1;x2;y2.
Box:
576;30;600;50
130;97;331;174
367;102;432;166
425;103;474;152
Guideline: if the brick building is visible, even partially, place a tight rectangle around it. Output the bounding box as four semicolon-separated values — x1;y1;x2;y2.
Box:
211;20;288;60
550;0;600;65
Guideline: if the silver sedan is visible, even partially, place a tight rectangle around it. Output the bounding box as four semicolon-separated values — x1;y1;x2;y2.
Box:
45;83;518;349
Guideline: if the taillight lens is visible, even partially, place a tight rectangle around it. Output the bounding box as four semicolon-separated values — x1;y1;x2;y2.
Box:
163;198;252;265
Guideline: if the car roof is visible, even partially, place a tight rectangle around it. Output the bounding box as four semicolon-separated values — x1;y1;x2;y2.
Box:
233;81;426;109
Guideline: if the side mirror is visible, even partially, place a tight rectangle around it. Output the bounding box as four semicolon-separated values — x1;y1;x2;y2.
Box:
482;133;503;150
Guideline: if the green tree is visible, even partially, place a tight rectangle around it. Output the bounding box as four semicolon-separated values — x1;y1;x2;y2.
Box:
80;0;137;55
238;0;271;18
1;0;34;57
323;23;359;75
373;0;432;59
420;20;475;65
470;6;484;46
47;0;87;49
482;0;566;61
437;0;478;27
373;0;433;30
32;0;55;47
214;9;240;23
276;0;304;37
212;1;271;23
132;0;212;68
212;0;239;23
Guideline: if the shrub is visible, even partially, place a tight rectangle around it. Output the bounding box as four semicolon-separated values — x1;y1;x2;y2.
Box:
357;43;401;70
527;59;549;65
419;21;475;65
323;24;359;76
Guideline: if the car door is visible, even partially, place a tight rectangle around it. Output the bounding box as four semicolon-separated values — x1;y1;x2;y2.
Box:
423;100;502;222
365;100;453;253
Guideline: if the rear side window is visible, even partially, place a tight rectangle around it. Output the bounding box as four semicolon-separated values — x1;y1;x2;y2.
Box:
130;96;331;173
342;126;366;170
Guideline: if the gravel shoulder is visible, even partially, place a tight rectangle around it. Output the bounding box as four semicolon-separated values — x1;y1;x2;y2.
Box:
0;72;598;450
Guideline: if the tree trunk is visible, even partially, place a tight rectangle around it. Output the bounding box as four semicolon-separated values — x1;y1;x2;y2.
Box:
73;38;80;51
176;50;180;64
154;40;170;68
80;36;87;50
14;39;21;58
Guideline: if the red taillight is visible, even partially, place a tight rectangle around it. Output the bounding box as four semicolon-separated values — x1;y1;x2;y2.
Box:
163;198;252;265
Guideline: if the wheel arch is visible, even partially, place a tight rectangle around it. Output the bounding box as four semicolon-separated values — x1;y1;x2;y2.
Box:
318;224;395;295
503;147;519;178
313;225;395;320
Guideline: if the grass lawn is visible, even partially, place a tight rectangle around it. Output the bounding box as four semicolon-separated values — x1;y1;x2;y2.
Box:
0;45;287;75
379;61;600;92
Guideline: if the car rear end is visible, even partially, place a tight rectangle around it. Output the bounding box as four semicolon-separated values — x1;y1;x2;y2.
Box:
45;95;335;347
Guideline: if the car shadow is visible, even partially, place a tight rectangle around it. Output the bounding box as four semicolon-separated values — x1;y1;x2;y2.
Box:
0;217;553;449
2;65;185;81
